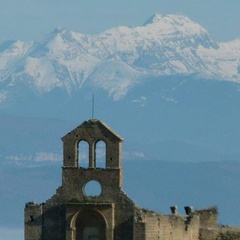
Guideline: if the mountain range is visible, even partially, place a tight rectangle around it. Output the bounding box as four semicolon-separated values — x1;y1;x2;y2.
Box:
0;13;240;238
0;13;239;106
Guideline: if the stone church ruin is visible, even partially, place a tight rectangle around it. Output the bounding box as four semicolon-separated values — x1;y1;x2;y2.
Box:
24;119;240;240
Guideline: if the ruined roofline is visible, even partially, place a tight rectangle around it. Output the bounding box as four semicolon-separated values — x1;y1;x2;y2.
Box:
61;119;124;141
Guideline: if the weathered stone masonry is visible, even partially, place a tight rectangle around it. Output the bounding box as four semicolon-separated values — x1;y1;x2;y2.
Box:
24;119;237;240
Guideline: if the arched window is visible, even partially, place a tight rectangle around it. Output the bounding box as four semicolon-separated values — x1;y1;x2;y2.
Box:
78;140;89;168
95;140;106;168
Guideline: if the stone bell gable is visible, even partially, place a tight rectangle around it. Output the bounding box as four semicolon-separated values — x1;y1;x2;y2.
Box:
62;119;123;170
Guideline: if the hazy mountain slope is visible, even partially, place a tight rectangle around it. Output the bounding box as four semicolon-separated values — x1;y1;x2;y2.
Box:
1;76;240;165
0;115;76;165
123;160;240;225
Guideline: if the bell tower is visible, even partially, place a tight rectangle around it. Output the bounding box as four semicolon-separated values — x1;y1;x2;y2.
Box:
62;119;124;189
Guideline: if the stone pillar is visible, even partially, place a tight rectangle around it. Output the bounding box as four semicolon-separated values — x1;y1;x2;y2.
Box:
89;143;95;168
170;206;178;215
184;206;193;215
66;226;75;240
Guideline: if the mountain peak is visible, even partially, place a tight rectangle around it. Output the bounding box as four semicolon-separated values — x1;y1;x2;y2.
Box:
54;27;70;34
143;13;163;25
143;13;190;26
37;26;76;47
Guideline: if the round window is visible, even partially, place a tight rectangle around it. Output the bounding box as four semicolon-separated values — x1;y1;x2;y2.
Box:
84;180;102;197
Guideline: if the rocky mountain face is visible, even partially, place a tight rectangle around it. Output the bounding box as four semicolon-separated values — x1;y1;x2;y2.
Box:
0;13;239;105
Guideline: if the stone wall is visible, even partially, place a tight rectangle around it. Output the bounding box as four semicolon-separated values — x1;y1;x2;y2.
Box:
197;208;218;229
44;205;66;240
197;208;218;240
24;202;43;240
133;209;200;240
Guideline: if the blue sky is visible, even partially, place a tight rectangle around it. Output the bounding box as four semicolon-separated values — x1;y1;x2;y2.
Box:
0;0;239;42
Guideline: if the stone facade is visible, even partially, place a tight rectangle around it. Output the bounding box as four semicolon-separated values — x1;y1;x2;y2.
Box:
24;119;238;240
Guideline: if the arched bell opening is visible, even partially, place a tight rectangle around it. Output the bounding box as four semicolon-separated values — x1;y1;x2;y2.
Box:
94;140;106;169
78;140;90;168
72;209;107;240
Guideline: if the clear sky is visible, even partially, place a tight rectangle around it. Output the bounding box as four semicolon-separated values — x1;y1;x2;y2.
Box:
0;0;239;42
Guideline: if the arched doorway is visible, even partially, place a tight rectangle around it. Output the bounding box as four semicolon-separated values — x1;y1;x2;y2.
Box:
74;209;107;240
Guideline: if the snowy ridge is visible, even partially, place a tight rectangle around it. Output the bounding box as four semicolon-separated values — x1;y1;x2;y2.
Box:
0;13;239;102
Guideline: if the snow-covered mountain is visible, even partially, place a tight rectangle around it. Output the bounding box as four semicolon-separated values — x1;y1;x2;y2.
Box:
0;13;239;104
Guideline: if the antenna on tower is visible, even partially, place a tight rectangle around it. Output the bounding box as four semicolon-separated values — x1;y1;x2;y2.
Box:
92;93;95;119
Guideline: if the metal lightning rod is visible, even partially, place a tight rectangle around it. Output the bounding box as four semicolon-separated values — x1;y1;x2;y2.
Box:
92;93;95;119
